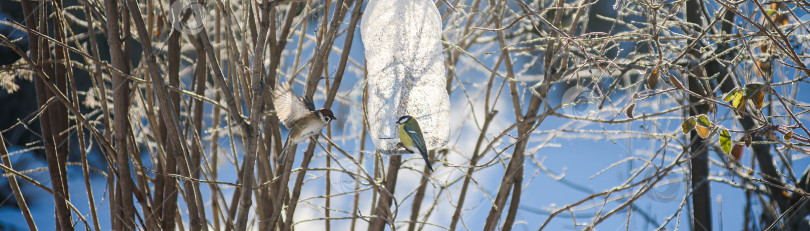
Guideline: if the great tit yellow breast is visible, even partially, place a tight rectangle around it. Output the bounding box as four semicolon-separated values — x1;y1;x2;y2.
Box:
399;123;415;149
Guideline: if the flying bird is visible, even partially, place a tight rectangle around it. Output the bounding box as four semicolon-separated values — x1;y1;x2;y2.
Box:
274;83;336;164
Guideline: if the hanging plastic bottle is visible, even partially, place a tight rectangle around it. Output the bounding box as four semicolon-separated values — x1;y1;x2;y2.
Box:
361;0;449;153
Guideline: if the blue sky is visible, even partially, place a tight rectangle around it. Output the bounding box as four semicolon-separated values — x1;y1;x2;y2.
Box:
1;1;810;230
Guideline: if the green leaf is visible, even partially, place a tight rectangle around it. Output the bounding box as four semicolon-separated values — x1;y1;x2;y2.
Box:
682;117;697;134
696;114;712;127
719;128;732;155
695;114;713;138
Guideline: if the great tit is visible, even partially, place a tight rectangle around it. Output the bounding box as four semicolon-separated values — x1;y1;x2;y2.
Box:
396;115;433;171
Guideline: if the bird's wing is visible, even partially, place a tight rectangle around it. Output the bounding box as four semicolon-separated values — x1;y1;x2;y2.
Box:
404;121;428;156
300;96;316;111
273;83;312;127
404;121;433;171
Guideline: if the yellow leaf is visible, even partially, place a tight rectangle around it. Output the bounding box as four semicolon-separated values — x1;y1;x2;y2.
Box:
735;95;747;111
723;89;747;111
719;128;732;155
695;114;712;138
784;131;793;141
695;125;711;138
722;88;739;102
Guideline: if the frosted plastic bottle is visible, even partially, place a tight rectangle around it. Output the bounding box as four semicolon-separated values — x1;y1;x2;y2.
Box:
361;0;449;152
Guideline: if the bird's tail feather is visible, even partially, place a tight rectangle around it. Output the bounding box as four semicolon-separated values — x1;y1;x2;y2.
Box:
421;151;434;172
277;139;292;167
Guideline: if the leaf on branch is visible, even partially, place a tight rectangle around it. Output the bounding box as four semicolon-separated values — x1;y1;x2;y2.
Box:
695;114;713;138
695;114;714;139
744;83;766;109
744;83;764;98
722;88;739;102
669;74;684;89
734;95;747;111
755;61;772;77
696;114;712;127
723;88;747;111
731;144;744;161
682;117;697;134
784;131;793;141
719;128;732;155
647;66;659;89
626;103;635;118
695;126;711;139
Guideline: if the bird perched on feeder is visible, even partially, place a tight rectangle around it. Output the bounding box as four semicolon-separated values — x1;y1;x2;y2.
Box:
396;115;433;171
274;83;336;164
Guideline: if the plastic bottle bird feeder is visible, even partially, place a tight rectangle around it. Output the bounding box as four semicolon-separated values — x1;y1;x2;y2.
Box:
361;0;449;153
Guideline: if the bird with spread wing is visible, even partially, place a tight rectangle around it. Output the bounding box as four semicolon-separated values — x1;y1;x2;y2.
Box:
273;83;335;164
